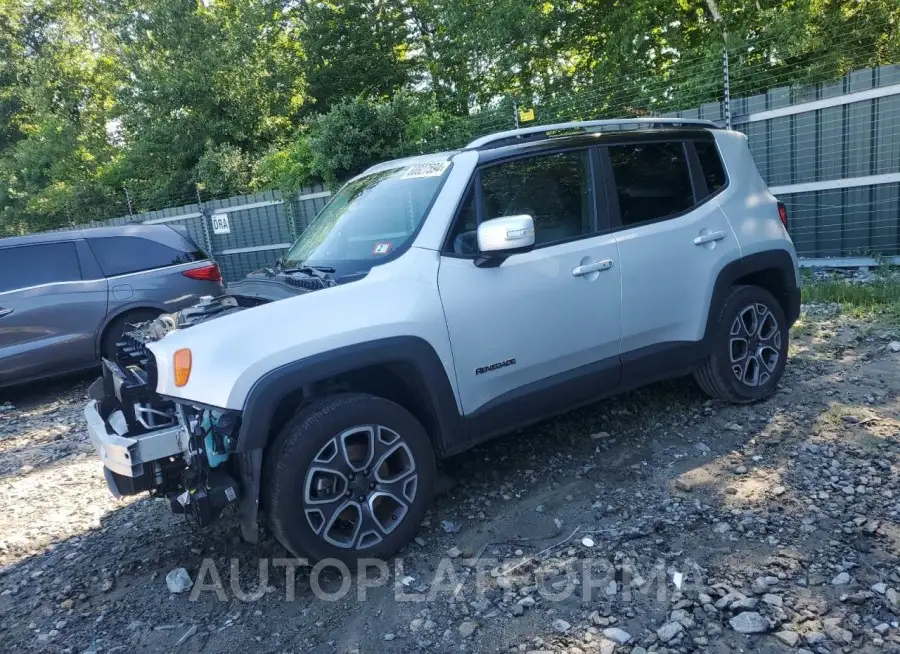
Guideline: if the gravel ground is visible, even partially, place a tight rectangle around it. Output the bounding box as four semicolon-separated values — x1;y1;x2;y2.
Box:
2;302;900;654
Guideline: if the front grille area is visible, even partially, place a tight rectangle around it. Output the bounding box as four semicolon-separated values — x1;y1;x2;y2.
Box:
284;276;330;290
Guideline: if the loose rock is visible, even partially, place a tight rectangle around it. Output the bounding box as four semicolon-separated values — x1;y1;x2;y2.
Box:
458;621;477;638
165;568;193;594
774;630;800;647
552;618;571;634
602;627;631;644
657;622;683;643
729;612;769;634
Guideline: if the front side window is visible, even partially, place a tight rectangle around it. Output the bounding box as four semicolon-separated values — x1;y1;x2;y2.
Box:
608;142;694;227
0;242;82;293
480;151;592;247
448;150;592;254
281;161;450;269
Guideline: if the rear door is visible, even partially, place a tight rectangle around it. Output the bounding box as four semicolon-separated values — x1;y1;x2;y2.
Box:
0;241;108;385
605;135;741;385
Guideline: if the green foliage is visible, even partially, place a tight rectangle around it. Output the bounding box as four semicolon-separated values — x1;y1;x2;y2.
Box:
0;0;898;234
251;138;314;193
305;93;448;184
194;142;252;197
300;0;411;111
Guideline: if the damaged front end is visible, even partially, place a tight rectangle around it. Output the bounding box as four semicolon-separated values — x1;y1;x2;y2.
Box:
83;295;255;534
84;336;244;528
84;268;335;538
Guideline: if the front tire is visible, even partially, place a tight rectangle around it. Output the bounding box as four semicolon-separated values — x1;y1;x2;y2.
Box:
264;393;436;567
694;285;789;403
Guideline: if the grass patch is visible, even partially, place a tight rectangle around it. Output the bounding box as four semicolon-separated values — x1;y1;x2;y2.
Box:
801;273;900;321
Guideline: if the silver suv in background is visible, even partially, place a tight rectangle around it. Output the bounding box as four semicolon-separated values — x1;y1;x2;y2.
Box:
0;225;224;389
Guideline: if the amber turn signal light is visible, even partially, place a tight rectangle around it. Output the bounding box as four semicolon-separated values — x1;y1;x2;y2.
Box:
174;349;192;387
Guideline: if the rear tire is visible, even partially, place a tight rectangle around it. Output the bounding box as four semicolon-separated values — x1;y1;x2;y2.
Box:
264;393;436;568
694;285;788;403
101;309;160;361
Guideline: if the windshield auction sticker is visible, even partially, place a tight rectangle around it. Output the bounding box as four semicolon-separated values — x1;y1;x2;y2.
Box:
399;161;450;179
373;242;393;255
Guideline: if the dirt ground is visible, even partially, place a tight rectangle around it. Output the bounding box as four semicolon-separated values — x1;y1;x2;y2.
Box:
2;300;900;654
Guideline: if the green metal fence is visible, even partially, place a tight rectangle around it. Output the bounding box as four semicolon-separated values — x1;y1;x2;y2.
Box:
65;63;900;278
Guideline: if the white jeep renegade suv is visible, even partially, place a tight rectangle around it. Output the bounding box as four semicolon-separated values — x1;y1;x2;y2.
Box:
84;118;800;565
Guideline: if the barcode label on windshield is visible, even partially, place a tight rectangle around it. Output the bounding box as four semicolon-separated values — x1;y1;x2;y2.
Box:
400;161;449;179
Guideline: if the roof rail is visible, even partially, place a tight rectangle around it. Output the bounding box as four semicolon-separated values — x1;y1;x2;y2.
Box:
465;117;721;150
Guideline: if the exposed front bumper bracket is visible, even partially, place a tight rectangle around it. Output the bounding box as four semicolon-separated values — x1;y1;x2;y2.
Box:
84;399;189;478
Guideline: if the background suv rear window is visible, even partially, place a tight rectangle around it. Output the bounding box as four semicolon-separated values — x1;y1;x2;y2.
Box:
0;242;82;293
87;236;204;277
609;142;694;226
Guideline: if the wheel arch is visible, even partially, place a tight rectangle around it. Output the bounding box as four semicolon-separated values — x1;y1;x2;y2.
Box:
236;336;463;457
704;249;800;344
95;302;168;357
232;336;463;544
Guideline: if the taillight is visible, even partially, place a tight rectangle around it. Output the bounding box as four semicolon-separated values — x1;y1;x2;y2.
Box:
183;263;222;282
777;201;788;228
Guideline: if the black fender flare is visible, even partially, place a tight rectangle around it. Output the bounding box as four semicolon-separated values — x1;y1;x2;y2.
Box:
704;249;801;342
236;335;463;454
232;336;463;544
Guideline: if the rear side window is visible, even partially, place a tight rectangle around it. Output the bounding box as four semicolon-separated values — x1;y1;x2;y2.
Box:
0;242;82;293
694;140;727;193
87;236;204;277
608;142;694;227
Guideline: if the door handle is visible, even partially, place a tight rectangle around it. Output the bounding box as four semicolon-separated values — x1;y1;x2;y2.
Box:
0;308;13;319
572;259;614;277
693;231;726;246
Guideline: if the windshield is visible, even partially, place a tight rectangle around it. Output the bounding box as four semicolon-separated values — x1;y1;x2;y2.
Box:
282;160;451;269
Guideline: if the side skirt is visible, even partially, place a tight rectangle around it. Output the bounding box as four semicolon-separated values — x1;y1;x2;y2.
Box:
446;340;708;457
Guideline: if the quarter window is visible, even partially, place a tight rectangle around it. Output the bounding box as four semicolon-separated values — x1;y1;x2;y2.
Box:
448;188;478;255
0;242;82;293
694;140;727;193
608;142;694;227
87;236;203;277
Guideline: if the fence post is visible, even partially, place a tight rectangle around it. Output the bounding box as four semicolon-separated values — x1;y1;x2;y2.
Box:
722;45;732;129
513;101;520;129
124;187;134;218
196;184;214;256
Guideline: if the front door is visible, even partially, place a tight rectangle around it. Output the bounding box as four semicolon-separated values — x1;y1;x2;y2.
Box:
438;148;622;427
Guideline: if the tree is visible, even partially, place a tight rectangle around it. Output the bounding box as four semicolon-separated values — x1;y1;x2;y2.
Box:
1;0;898;234
0;0;123;234
109;0;305;208
299;0;412;111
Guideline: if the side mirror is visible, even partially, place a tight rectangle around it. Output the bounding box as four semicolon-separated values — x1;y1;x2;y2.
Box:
475;215;535;267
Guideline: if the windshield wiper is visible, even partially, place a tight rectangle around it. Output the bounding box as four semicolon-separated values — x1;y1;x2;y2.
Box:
280;264;336;275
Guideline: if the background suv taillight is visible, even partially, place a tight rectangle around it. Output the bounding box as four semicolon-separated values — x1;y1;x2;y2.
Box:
777;201;788;228
183;263;222;282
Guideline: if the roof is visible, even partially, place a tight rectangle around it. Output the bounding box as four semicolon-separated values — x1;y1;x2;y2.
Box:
0;223;181;248
473;127;719;165
465;117;720;150
357;118;722;179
